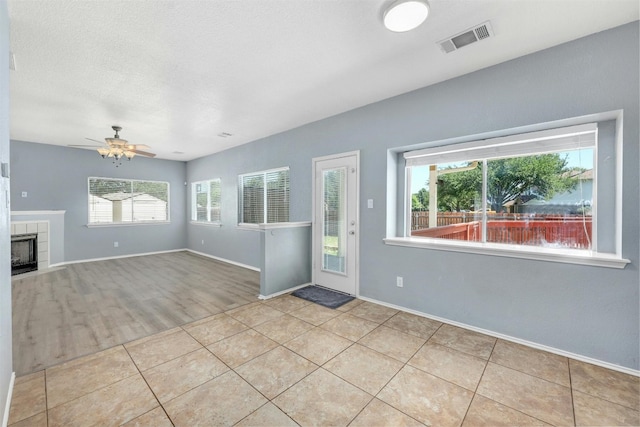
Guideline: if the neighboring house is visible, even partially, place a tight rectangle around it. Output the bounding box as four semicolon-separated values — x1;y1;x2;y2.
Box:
89;192;168;223
520;169;593;215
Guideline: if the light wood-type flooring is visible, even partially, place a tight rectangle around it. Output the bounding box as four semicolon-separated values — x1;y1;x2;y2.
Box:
12;251;260;375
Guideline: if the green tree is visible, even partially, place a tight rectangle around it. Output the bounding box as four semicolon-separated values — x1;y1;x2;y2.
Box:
437;168;481;212
89;178;168;202
412;188;429;211
433;154;577;213
89;178;129;196
485;155;575;212
411;194;424;211
133;181;168;202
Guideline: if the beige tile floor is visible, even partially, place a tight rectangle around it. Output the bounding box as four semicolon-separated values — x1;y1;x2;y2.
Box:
8;296;640;426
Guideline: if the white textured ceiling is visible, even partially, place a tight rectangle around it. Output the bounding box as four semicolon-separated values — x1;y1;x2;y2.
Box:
8;0;639;161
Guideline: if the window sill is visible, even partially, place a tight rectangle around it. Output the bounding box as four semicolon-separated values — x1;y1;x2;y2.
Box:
383;237;630;269
87;221;170;228
237;221;311;231
237;223;261;231
258;221;311;230
190;221;222;227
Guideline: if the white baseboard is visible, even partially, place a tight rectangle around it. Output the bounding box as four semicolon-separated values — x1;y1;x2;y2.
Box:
358;295;640;378
2;372;15;427
259;283;310;300
53;248;261;273
61;248;186;266
186;249;260;272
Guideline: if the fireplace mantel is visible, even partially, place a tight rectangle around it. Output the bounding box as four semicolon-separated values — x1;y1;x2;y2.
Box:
11;210;66;216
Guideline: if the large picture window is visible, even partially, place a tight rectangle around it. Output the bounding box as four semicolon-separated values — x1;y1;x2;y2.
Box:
238;167;289;224
88;177;169;224
191;179;221;223
405;124;596;252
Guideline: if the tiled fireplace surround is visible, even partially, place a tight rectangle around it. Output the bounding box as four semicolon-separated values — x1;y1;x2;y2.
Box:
11;221;49;272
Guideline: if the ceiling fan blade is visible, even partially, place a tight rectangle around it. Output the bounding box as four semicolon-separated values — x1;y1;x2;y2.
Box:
131;149;156;158
85;137;105;144
133;144;151;150
68;144;102;148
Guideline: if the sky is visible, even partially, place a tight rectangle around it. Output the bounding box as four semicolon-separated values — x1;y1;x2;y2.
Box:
410;148;594;193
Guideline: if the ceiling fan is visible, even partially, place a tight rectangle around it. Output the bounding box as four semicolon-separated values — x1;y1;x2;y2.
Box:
70;125;156;164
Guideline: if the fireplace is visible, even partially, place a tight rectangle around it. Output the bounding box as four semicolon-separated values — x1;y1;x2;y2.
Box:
11;233;38;276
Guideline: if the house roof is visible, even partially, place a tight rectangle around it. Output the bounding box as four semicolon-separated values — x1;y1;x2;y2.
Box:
564;169;594;180
96;193;164;202
7;1;638;161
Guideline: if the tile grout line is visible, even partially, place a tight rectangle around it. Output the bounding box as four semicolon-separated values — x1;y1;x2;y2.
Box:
568;358;577;426
320;368;376;427
231;300;385;424
231;336;314;426
568;360;640;413
121;343;176;426
44;369;49;427
42;370;142;419
341;321;445;425
228;302;335;425
459;335;496;426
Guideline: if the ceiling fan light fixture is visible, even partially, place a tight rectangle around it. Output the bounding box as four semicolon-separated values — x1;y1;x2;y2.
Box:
383;0;429;32
105;137;127;146
74;125;155;166
97;147;110;158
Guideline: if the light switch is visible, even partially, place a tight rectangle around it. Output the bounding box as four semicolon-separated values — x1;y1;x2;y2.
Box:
367;199;374;209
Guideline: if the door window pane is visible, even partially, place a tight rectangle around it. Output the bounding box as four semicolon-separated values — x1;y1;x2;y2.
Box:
322;167;346;274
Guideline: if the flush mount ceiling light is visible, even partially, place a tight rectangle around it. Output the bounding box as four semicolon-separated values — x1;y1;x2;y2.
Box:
383;0;430;32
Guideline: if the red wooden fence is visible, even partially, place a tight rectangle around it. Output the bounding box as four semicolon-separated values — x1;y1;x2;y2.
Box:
412;216;592;249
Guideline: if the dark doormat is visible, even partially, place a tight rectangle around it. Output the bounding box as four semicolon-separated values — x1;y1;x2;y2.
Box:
292;285;355;309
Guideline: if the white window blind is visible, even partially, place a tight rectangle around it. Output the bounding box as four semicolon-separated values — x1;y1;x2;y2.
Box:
404;123;597;166
88;177;169;224
239;167;289;224
191;179;221;223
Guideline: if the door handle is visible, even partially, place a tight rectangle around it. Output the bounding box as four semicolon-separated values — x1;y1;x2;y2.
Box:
349;231;355;235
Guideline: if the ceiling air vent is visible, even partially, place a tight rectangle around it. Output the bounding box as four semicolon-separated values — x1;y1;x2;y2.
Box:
437;21;494;54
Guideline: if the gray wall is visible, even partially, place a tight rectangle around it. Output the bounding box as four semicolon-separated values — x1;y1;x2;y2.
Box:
0;0;12;422
186;22;639;370
10;142;188;262
260;225;311;297
6;21;638;370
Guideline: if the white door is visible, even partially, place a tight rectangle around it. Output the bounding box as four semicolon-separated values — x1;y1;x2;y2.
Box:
312;152;359;295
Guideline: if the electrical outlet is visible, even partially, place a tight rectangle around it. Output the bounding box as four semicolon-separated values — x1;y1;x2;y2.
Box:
201;240;204;245
396;276;403;287
114;241;119;248
21;191;27;198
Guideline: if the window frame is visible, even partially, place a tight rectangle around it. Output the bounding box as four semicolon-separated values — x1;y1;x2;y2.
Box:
190;178;222;226
384;113;630;269
87;177;170;226
237;166;290;227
